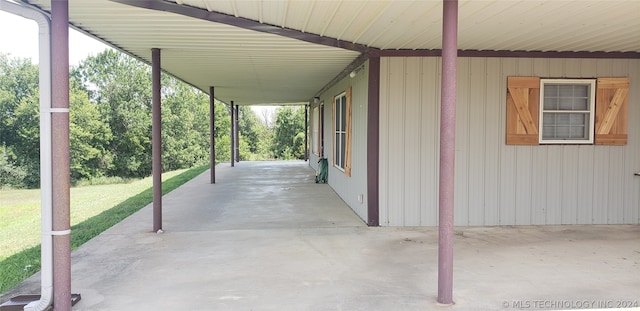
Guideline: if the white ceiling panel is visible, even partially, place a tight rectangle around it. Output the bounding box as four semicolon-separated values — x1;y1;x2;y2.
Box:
16;0;639;106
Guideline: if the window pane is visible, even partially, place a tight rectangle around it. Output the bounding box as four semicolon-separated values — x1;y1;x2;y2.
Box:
573;84;589;97
340;132;346;168
543;113;556;126
570;126;586;139
573;97;588;110
542;127;554;138
544;97;558;110
340;96;346;130
570;113;584;125
571;114;588;139
542;112;589;140
545;84;559;97
559;98;573;110
335;133;341;167
557;126;571;138
559;85;573;97
545;83;590;111
556;113;570;124
335;100;340;132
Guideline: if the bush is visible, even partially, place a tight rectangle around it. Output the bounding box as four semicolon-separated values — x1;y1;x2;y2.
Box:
74;176;132;187
0;149;27;189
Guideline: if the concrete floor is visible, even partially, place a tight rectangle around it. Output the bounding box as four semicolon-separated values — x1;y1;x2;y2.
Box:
2;161;639;311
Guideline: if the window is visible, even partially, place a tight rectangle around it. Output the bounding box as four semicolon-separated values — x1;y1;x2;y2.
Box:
539;79;596;144
311;105;319;155
332;87;352;175
506;77;629;146
334;92;347;170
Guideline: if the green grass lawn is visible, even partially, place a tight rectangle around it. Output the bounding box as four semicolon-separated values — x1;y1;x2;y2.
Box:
0;165;209;293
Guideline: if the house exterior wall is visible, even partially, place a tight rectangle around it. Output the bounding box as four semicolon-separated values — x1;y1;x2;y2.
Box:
309;62;370;222
379;57;640;226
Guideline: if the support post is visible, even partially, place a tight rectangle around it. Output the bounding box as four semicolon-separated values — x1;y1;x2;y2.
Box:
320;104;324;158
304;105;309;161
230;101;235;167
209;86;216;183
235;105;239;162
51;0;71;310
437;0;458;305
367;56;380;227
151;48;162;233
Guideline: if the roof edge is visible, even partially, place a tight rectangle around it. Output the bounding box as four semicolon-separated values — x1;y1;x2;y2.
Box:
371;49;640;59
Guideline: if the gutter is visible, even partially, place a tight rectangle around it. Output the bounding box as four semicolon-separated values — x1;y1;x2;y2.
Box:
0;1;52;310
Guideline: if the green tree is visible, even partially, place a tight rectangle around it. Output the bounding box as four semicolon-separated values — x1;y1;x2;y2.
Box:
69;83;113;182
237;106;260;154
1;50;245;188
161;78;210;170
73;50;152;178
272;106;305;160
0;147;27;188
10;92;41;187
0;54;39;149
214;103;231;161
0;54;40;187
238;106;272;160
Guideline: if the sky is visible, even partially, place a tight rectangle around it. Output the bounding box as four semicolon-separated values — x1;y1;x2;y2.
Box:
0;9;110;65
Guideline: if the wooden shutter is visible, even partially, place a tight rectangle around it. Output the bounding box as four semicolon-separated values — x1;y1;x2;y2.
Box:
506;77;540;145
345;87;352;176
595;78;628;145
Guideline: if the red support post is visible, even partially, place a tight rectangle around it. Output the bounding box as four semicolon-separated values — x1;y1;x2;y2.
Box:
151;48;162;233
367;56;380;226
230;101;235;167
209;86;216;183
235;105;239;162
51;0;71;309
304;105;309;161
438;0;458;305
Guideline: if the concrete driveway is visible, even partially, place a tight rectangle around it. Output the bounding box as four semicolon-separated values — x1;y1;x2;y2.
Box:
2;161;639;310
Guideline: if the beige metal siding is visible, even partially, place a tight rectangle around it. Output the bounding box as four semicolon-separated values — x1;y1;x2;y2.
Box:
312;62;370;223
419;58;441;226
379;57;640;226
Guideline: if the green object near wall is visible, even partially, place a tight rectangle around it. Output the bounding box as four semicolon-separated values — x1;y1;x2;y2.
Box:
315;158;328;184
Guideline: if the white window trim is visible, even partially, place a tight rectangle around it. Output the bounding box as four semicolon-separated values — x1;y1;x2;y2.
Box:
334;92;347;172
538;79;596;144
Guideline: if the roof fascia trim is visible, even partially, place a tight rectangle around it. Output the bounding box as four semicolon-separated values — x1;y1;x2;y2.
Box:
110;0;373;54
371;49;640;59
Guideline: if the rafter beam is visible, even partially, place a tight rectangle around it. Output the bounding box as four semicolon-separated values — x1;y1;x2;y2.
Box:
111;0;373;53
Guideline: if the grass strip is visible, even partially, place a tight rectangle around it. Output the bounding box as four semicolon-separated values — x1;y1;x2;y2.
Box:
0;164;208;294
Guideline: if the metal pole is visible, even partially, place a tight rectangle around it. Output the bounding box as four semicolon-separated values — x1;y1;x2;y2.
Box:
230;101;235;167
320;104;324;158
151;48;162;233
209;86;215;183
235;105;239;162
438;0;458;305
304;105;308;161
51;0;71;309
367;56;380;226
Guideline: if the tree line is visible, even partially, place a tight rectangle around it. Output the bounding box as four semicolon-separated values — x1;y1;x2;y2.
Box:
0;50;307;189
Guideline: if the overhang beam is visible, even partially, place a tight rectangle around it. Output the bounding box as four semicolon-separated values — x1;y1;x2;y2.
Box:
110;0;373;54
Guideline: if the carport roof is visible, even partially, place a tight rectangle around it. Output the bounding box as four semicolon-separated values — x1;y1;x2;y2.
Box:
17;0;640;106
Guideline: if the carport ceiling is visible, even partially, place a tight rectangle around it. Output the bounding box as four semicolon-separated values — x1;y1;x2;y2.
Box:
19;0;640;106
